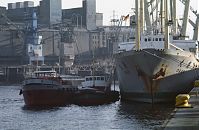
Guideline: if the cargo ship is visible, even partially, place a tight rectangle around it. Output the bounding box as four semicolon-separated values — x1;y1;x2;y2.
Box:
115;0;199;103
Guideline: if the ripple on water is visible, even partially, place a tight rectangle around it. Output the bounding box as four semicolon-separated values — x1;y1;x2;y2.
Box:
0;86;174;130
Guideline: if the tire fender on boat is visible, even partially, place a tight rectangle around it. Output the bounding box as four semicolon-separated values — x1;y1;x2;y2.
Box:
19;89;23;95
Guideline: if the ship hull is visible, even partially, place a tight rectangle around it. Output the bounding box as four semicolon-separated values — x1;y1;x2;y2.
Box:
115;49;199;103
22;83;77;106
23;89;75;106
74;90;119;106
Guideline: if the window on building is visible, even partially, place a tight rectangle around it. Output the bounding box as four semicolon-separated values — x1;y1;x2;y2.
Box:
148;38;151;41
155;38;158;41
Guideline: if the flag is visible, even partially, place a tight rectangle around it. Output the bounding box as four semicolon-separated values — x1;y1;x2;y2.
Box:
123;14;129;21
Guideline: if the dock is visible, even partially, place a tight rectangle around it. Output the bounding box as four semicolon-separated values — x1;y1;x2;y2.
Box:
160;88;199;130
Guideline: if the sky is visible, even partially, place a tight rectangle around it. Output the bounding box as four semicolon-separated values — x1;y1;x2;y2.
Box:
0;0;198;26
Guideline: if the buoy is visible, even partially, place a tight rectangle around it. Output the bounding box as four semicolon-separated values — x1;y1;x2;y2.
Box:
175;94;192;108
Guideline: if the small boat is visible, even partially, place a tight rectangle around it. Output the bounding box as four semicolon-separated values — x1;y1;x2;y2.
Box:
20;70;78;106
74;75;119;106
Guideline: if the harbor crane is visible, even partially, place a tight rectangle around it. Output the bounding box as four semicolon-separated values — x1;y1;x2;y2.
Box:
142;0;198;41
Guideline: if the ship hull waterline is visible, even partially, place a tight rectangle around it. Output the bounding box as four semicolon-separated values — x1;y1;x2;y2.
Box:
115;49;199;103
22;85;77;106
74;90;120;106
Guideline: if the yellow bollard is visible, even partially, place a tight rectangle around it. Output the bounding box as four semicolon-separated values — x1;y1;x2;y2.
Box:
175;94;192;108
194;80;199;87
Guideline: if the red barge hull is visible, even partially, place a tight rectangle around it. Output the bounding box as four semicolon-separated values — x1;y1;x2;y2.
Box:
22;89;76;106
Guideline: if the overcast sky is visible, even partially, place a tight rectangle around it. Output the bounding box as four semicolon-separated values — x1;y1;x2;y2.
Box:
0;0;198;25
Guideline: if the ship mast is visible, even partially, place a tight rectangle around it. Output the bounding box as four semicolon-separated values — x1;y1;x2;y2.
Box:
172;0;177;35
135;0;140;50
164;0;170;49
140;0;144;34
181;0;190;39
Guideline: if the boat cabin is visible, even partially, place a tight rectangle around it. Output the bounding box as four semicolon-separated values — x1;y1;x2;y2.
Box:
117;34;198;55
33;70;58;78
81;75;111;91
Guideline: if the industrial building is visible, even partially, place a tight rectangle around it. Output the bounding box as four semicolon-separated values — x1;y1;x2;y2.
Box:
39;0;62;25
0;0;132;67
62;0;101;30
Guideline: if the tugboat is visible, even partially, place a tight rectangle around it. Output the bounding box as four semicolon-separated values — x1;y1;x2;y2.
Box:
20;70;78;106
74;75;119;106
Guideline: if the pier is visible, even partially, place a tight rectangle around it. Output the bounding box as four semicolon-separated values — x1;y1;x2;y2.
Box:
159;88;199;130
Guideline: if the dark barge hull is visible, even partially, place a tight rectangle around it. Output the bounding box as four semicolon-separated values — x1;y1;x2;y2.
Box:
74;90;119;106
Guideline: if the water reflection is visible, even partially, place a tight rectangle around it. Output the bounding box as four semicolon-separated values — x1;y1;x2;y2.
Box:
116;101;175;129
0;86;176;130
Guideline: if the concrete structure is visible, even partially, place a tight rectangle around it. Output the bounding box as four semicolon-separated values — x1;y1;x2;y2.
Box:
83;0;96;30
162;88;199;129
0;0;131;66
0;7;7;25
73;28;90;54
6;0;102;29
24;1;34;8
0;29;61;66
39;0;62;25
60;42;74;66
7;7;38;23
96;13;103;27
16;2;24;8
73;26;132;55
62;0;102;29
7;1;35;23
62;7;85;28
8;3;16;9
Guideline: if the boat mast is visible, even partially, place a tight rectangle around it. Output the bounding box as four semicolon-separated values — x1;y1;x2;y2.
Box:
135;0;140;50
164;0;170;49
172;0;177;35
140;0;144;34
160;0;164;34
92;43;95;87
144;0;152;34
193;15;199;41
180;0;190;40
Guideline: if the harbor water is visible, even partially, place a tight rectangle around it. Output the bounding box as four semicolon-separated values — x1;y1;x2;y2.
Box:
0;85;174;130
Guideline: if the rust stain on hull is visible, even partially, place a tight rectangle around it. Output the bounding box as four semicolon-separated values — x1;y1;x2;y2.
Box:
135;66;163;93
